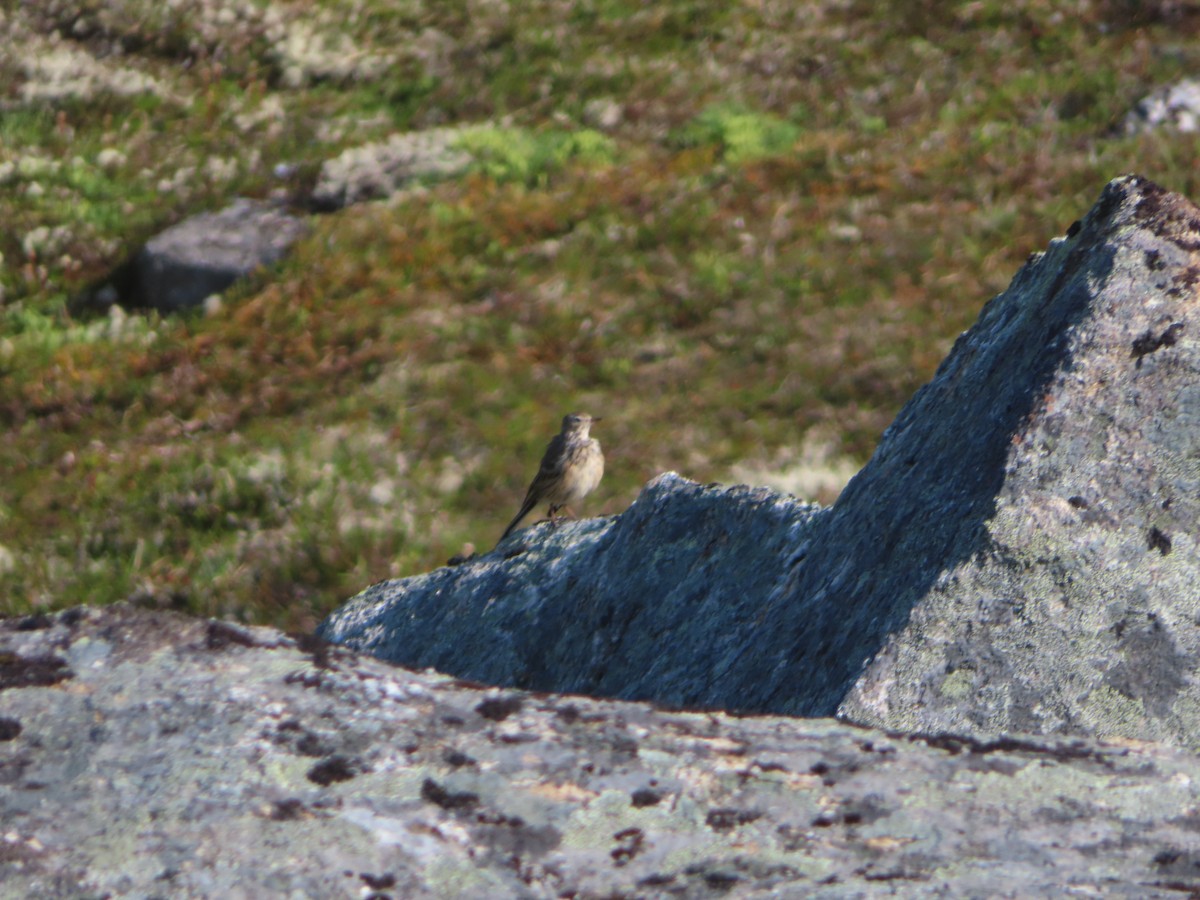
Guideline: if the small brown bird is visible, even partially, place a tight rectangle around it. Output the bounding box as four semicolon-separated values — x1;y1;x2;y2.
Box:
500;413;604;542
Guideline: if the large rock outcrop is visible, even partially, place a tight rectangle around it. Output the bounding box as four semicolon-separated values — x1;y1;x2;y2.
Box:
838;178;1200;742
321;175;1200;749
6;604;1200;898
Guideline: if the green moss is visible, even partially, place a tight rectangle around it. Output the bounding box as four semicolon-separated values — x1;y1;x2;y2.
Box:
939;668;975;701
1079;685;1147;738
454;126;616;184
673;104;801;163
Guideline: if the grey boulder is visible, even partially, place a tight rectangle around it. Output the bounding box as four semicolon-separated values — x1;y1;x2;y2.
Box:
134;198;307;312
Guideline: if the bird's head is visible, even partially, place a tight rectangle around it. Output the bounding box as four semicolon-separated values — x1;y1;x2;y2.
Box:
562;412;601;437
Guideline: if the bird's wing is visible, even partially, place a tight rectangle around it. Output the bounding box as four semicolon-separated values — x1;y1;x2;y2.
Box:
535;433;568;478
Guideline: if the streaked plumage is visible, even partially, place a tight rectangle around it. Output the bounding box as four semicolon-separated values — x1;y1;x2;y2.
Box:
499;413;604;541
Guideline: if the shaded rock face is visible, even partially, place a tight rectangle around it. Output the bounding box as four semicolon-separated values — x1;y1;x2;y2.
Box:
322;175;1200;748
7;605;1200;899
132;198;307;312
324;478;821;708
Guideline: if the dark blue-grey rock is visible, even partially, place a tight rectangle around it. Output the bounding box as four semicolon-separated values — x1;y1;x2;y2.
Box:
135;198;307;312
321;174;1200;748
323;475;821;708
6;604;1200;899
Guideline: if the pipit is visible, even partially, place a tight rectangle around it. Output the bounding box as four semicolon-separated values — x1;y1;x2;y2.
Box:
499;413;604;542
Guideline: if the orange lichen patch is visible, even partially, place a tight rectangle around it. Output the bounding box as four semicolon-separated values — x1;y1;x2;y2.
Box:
526;781;599;804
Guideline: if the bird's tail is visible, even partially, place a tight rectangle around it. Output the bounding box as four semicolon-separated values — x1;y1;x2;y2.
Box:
499;496;537;542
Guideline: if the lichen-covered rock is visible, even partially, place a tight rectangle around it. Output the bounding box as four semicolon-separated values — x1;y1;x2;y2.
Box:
18;40;164;104
6;604;1200;898
311;128;474;211
134;198;307;312
837;176;1200;744
321;175;1200;751
1124;79;1200;134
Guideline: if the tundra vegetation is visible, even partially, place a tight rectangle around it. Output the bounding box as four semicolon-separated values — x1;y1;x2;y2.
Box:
1;0;1196;630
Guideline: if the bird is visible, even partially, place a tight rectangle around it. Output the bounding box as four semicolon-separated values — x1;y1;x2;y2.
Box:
499;413;604;542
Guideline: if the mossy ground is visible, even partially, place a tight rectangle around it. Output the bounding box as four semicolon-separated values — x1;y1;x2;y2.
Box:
2;0;1199;630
